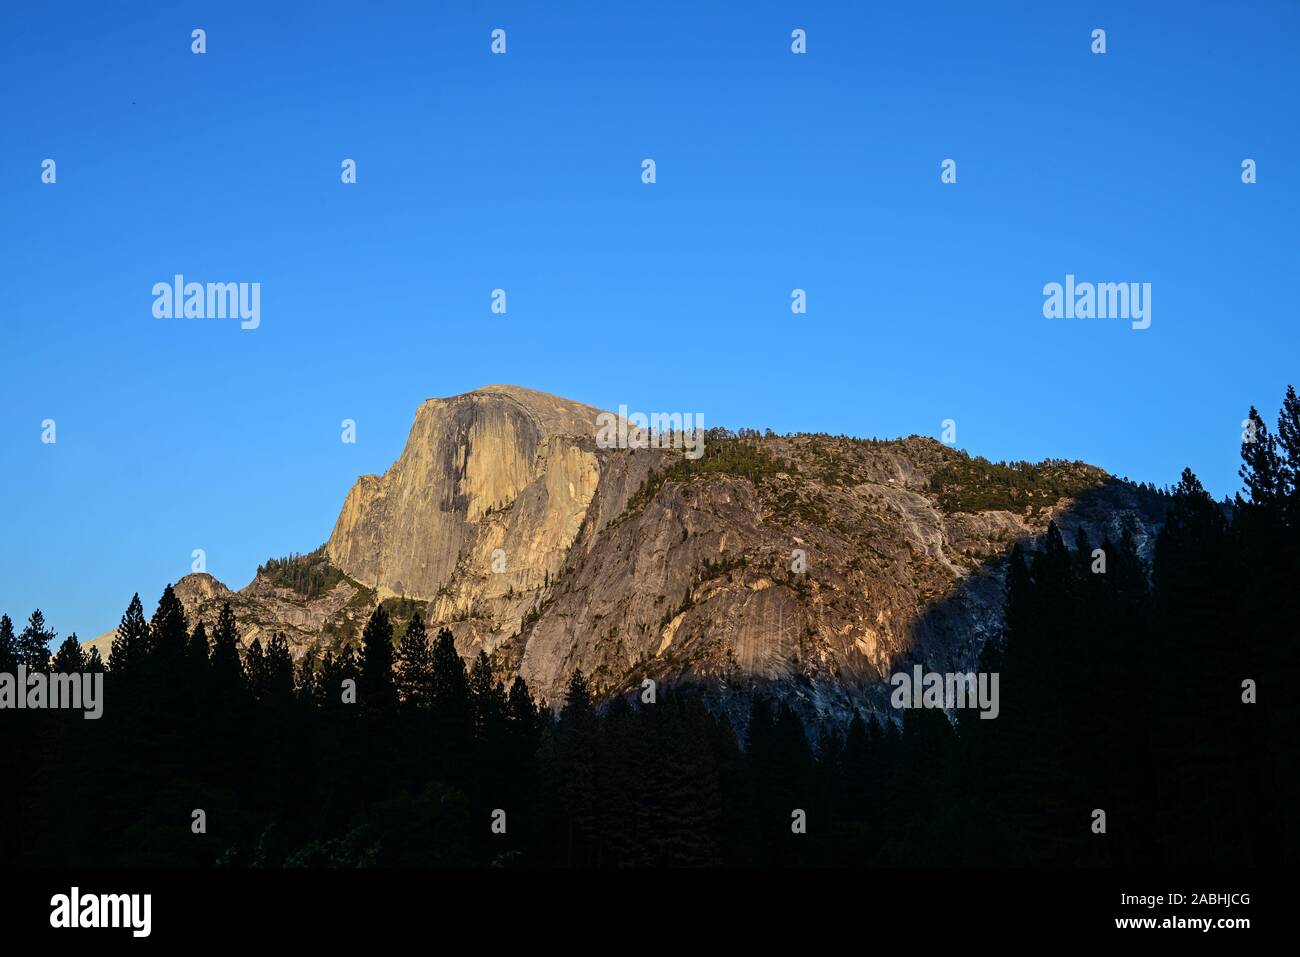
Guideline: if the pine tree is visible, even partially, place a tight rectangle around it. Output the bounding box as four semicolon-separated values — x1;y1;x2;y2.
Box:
108;594;149;676
1238;406;1284;507
554;669;598;864
561;669;593;724
1072;525;1093;579
185;621;210;682
1276;385;1300;501
1234;387;1300;863
395;612;432;708
429;628;473;780
256;633;295;706
430;629;469;707
470;651;507;740
506;676;539;747
316;650;341;708
18;609;55;670
149;585;189;671
50;635;86;673
208;602;245;696
502;674;542;811
842;711;873;812
1270;387;1300;858
84;646;104;673
336;644;360;696
294;656;316;705
245;637;266;696
0;614;17;672
1149;468;1239;864
358;606;397;712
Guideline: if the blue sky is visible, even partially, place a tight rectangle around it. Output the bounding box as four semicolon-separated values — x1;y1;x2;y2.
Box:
2;0;1297;642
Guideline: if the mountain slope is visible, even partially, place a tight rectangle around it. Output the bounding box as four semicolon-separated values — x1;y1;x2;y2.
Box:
83;385;1166;719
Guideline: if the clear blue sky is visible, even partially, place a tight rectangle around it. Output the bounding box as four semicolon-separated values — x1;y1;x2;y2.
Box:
2;1;1297;643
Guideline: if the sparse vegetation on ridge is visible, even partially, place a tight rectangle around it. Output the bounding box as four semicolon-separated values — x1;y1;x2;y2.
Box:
258;546;345;601
616;432;786;524
926;456;1106;514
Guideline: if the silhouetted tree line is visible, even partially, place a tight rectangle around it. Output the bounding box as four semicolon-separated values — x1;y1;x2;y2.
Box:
1;387;1296;867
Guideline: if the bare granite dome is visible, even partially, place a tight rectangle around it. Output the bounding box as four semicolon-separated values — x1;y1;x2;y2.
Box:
325;385;608;603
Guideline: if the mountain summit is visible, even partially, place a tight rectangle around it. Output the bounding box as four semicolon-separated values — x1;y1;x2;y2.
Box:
327;384;606;602
85;385;1165;717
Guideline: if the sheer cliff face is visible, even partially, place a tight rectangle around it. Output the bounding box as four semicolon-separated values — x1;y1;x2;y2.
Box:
325;386;605;608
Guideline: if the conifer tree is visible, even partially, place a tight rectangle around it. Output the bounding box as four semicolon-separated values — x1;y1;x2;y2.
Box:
501;670;533;733
336;643;360;693
316;650;340;708
208;602;245;696
554;669;598;864
395;612;432;707
244;637;266;695
506;676;540;748
358;606;397;712
561;668;593;724
429;628;473;779
1238;407;1284;507
0;614;17;672
1276;385;1300;501
149;585;189;670
1149;468;1238;863
185;621;210;681
294;656;316;705
18;609;55;670
430;629;470;710
259;633;296;706
50;635;85;673
842;711;873;812
1234;387;1300;863
470;651;507;740
109;594;149;676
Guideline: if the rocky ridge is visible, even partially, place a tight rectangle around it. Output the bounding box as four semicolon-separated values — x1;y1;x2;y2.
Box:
84;385;1167;723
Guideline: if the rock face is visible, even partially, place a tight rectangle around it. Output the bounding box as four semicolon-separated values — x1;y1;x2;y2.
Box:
499;434;1161;722
81;569;372;663
326;386;606;615
84;385;1167;724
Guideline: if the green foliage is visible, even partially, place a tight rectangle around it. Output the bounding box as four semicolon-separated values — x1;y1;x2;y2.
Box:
257;546;345;600
769;485;837;526
619;434;785;523
394;612;431;707
380;595;422;621
659;587;693;628
927;455;1104;514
